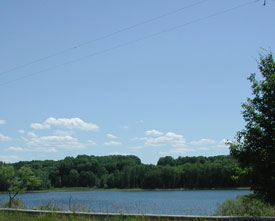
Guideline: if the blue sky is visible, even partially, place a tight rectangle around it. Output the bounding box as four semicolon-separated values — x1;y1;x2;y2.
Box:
0;0;274;164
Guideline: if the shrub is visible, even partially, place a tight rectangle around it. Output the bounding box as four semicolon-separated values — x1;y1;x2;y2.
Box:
215;194;275;216
2;198;24;209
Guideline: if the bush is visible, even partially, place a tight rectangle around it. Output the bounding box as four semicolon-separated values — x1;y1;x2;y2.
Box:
35;200;64;211
2;198;24;209
215;194;275;216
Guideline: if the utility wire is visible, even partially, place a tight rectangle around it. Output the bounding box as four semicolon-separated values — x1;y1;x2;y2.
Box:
0;0;209;77
0;0;259;87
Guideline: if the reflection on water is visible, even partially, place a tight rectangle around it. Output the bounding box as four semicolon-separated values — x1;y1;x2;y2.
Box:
0;189;250;215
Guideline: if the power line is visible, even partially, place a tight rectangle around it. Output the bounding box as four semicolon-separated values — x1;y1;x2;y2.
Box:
0;0;259;87
0;0;209;77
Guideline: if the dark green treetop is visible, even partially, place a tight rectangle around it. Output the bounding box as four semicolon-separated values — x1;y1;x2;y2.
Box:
229;51;275;204
0;165;41;207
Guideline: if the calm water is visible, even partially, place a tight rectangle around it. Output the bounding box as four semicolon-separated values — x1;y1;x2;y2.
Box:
0;190;250;215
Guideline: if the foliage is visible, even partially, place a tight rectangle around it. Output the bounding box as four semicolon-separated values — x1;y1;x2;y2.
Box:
35;200;64;211
0;211;92;221
0;165;41;207
215;194;275;216
2;197;24;209
229;51;275;204
0;155;249;191
0;211;152;221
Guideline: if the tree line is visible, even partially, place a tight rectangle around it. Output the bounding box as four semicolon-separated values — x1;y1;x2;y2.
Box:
1;51;273;207
0;154;248;192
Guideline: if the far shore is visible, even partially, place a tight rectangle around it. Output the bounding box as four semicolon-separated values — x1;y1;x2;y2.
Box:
0;187;250;194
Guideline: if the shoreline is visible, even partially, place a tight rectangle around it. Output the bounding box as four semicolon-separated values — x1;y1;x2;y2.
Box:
0;187;250;194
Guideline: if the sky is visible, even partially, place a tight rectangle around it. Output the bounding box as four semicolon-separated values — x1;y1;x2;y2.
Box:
0;0;274;164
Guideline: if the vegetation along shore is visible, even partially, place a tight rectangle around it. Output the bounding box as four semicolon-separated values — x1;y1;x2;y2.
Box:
0;52;274;219
0;155;249;193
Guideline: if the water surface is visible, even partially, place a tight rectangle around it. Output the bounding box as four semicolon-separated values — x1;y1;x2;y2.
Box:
0;189;250;215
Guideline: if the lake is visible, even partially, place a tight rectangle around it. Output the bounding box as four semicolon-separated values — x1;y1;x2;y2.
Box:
0;189;250;215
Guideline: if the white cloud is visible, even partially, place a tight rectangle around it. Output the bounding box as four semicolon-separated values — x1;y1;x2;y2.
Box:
135;130;230;156
0;155;19;163
129;146;144;150
145;129;163;137
160;147;196;156
109;152;128;156
20;136;28;142
30;117;99;131
136;120;144;124
53;130;74;136
190;138;216;146
169;147;196;154
220;139;228;144
27;132;37;138
104;141;122;146
216;139;229;149
7;146;28;152
135;131;186;147
0;133;11;141
106;134;117;139
0;120;6;125
30;123;50;130
198;147;210;151
159;151;170;156
45;117;99;131
87;139;96;146
154;132;183;147
27;135;85;152
18;130;25;134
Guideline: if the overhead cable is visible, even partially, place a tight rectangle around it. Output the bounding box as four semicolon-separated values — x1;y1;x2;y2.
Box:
0;0;209;77
0;0;259;87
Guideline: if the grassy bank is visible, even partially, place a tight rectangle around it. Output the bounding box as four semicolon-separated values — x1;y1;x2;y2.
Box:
0;211;89;221
0;211;154;221
1;186;249;194
0;187;143;194
0;196;274;220
215;194;275;217
2;193;274;220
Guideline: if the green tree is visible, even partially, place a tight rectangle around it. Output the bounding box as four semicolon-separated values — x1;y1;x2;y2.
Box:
157;156;176;166
0;165;41;207
229;52;275;204
68;169;80;187
79;171;96;187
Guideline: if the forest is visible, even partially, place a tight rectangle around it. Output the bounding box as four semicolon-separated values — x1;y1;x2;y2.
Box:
0;154;249;191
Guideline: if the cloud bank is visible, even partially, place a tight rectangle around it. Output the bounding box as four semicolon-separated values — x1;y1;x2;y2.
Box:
30;117;99;131
135;130;186;147
0;133;11;141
